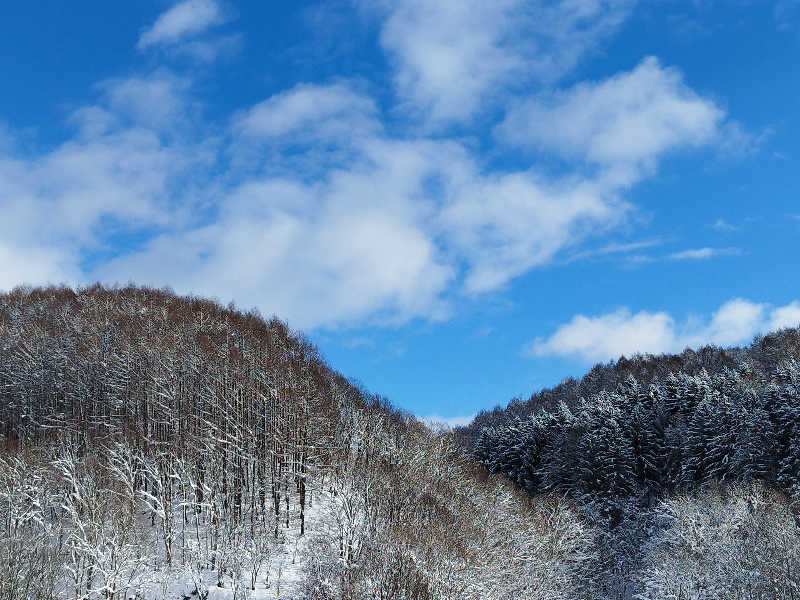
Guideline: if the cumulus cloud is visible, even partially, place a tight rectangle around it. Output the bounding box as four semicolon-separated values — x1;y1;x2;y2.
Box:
770;301;800;331
527;298;800;363
0;2;754;333
3;72;639;329
0;72;204;292
0;243;77;292
499;57;724;168
94;167;456;329
370;0;635;124
527;308;677;362
83;90;626;328
138;0;225;50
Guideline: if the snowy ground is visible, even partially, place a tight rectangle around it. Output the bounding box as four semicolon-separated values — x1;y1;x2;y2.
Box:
253;488;332;600
163;489;333;600
50;487;337;600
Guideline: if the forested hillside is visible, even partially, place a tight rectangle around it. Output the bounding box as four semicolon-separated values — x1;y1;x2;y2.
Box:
0;285;592;600
474;363;800;500
4;285;800;599
463;327;800;598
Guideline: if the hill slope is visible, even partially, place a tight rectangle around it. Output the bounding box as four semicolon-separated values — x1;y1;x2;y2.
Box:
4;285;800;599
460;325;800;598
0;285;592;600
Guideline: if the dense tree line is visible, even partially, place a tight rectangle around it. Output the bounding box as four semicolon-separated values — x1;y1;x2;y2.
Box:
460;328;800;446
473;361;800;504
472;354;800;598
0;284;343;542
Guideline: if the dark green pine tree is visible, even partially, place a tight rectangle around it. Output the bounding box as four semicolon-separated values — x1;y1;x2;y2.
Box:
704;394;739;482
733;399;776;482
575;394;637;499
516;416;545;493
764;380;799;486
473;425;500;471
682;395;721;486
629;394;669;497
772;364;800;491
494;417;528;484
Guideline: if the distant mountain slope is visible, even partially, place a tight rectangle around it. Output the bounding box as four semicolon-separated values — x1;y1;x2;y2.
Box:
458;326;800;444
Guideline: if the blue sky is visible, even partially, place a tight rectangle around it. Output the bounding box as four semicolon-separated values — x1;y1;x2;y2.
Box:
2;1;800;424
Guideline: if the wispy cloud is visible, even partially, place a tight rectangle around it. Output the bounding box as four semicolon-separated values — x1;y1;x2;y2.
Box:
526;298;800;363
232;83;380;149
565;238;663;263
717;121;772;158
668;247;741;260
711;218;740;232
138;0;227;50
367;0;635;125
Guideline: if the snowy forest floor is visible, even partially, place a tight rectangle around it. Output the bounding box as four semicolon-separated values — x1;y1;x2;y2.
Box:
69;487;336;600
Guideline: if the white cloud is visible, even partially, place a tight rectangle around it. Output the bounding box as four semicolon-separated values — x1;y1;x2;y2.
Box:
0;3;760;335
175;34;241;62
499;57;724;168
224;80;634;317
0;72;204;293
668;247;741;260
0;68;732;330
711;218;740;232
96;151;631;325
565;238;663;263
96;72;193;131
138;0;225;50
95;191;455;329
233;83;379;143
29;75;629;328
717;121;772;158
441;168;630;293
527;308;677;363
770;301;800;331
527;298;800;363
0;243;77;292
90;123;458;329
370;0;635;124
697;298;767;348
